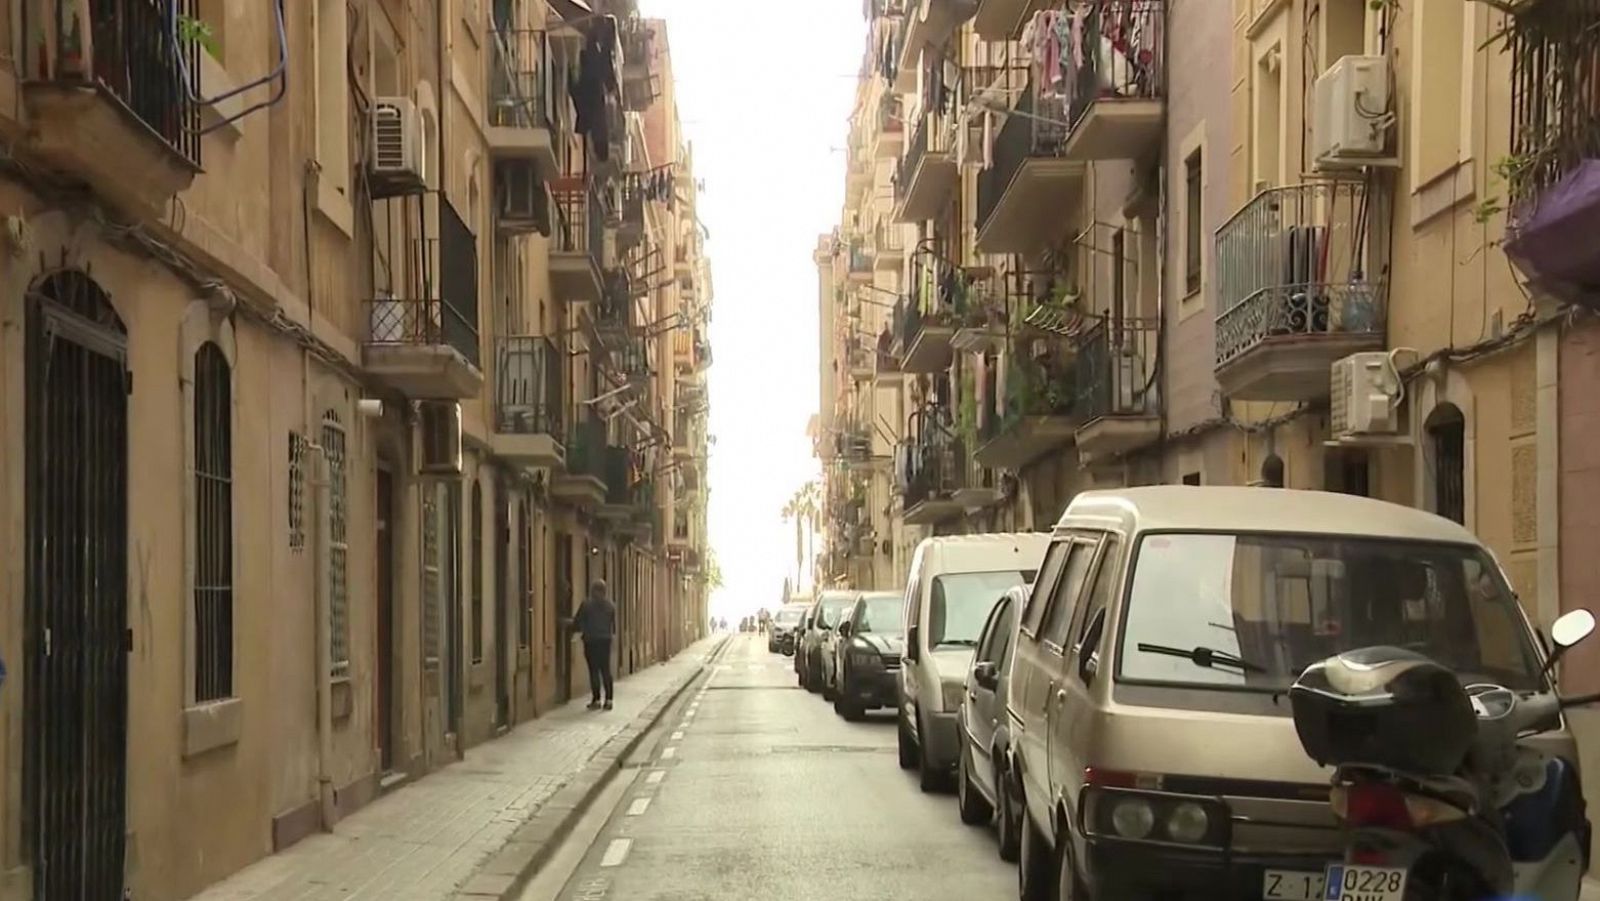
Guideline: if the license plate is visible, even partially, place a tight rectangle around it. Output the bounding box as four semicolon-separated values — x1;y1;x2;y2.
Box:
1322;864;1408;901
1263;870;1325;901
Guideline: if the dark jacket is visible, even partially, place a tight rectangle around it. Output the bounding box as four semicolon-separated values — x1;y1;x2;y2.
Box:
573;596;617;641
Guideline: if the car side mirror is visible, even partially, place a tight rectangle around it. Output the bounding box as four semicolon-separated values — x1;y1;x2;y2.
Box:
973;661;999;690
1543;609;1597;677
838;621;852;638
905;625;920;662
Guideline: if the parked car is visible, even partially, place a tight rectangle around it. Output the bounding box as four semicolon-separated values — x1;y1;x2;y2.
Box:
818;592;866;700
793;608;814;680
830;590;904;720
955;583;1026;861
798;590;857;693
897;533;1049;793
1006;485;1563;901
769;603;808;654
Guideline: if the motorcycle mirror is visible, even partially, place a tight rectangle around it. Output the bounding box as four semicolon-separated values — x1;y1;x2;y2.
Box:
1552;609;1596;650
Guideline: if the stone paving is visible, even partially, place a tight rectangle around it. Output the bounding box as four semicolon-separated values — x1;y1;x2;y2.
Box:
187;636;726;901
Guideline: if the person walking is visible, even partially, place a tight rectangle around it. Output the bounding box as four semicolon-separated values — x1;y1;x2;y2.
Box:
571;579;617;710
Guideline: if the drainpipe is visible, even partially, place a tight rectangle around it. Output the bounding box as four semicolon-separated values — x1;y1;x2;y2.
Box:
311;430;337;829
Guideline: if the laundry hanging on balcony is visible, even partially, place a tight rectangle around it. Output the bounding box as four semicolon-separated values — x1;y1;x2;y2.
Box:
572;16;619;160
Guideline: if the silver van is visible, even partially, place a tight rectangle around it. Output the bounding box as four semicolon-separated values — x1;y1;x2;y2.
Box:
897;533;1049;793
1006;486;1565;900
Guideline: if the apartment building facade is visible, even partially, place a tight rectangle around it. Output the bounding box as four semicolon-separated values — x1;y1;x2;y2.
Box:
816;0;1600;868
0;0;711;897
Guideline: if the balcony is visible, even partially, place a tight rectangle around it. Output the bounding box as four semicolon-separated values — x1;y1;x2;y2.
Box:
598;446;647;523
901;408;965;526
488;28;563;173
21;0;203;217
974;355;1079;469
619;19;657;112
363;201;483;399
897;0;979;87
873;222;907;270
553;413;609;509
874;95;906;160
847;343;876;383
1214;181;1386;401
1072;318;1161;463
493;336;565;469
976;83;1085;254
1500;0;1600;309
614;175;650;249
892;263;974;373
847;242;874;282
1061;1;1165;162
974;0;1046;40
837;425;876;471
550;179;606;302
894;110;959;222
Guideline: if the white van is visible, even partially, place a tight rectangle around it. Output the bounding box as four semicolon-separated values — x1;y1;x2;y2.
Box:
897;533;1050;792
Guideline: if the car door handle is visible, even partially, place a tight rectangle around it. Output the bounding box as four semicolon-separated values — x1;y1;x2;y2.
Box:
1056;689;1068;704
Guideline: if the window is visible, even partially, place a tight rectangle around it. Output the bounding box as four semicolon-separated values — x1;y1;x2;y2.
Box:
194;343;233;702
1022;541;1071;636
422;486;441;668
470;481;485;664
1040;542;1095;649
323;410;350;676
288;431;306;551
978;595;1016;664
1073;538;1121;652
1182;472;1202;486
1116;533;1541;690
929;571;1029;648
1184;149;1203;294
1410;0;1468;186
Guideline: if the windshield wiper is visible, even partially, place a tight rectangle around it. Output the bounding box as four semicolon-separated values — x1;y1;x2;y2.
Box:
1137;643;1268;674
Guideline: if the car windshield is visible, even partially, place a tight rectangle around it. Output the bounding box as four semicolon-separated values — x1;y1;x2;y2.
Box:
818;599;853;628
857;595;904;635
929;571;1027;648
1117;533;1543;691
775;608;805;625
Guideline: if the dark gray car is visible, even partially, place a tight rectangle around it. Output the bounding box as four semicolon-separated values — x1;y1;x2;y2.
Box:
956;584;1026;861
831;591;905;720
798;590;856;692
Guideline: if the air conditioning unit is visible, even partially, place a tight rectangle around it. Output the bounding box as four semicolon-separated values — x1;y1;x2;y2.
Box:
494;159;550;236
417;401;463;476
1312;55;1396;170
370;97;426;195
1330;352;1401;441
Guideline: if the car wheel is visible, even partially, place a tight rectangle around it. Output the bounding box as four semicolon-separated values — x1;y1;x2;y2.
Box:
1056;828;1088;900
806;657;823;694
822;669;837;701
996;760;1021;862
917;713;947;793
1019;812;1058;901
956;734;993;825
896;712;917;770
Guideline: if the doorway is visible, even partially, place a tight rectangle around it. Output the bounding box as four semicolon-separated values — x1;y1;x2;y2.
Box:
376;465;397;770
493;490;512;729
24;271;130;900
444;483;464;740
556;532;574;701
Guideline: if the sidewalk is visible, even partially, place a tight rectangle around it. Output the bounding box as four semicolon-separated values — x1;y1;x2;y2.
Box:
189;636;727;901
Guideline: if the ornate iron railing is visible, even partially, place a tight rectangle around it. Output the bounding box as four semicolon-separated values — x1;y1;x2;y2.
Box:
1214;180;1386;367
1507;0;1600;210
1074;317;1160;420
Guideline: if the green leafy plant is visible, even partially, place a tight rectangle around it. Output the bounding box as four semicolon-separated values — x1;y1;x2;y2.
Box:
176;14;221;59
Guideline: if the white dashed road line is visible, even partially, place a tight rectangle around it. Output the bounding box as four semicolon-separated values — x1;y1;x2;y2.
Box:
645;770;666;785
670;730;684;741
600;838;633;868
626;797;651;816
661;746;677;760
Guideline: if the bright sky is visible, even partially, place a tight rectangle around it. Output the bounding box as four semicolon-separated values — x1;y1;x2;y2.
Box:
639;0;864;622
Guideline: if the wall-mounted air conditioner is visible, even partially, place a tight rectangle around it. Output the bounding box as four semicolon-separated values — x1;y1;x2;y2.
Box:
1312;55;1398;170
1330;352;1402;443
370;97;426;196
417;401;463;476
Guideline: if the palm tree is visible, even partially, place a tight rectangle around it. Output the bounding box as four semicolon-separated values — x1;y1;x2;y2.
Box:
781;480;822;591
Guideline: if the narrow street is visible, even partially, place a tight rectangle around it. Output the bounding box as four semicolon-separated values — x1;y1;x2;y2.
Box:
535;634;1013;900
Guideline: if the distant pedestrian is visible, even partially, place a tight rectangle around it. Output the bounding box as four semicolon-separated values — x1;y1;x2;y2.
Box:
570;579;617;710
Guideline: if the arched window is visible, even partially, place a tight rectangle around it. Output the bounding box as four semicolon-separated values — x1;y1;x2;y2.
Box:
471;480;485;664
1428;404;1466;525
323;410;350;675
194;343;234;701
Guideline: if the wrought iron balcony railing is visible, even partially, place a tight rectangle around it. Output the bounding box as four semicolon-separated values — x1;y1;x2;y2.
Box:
566;412;609;479
1214;181;1386;368
25;0;204;167
489;27;560;131
1074;317;1160;420
980;354;1077;442
901;405;963;507
495;336;564;438
1507;0;1600;211
553;180;607;263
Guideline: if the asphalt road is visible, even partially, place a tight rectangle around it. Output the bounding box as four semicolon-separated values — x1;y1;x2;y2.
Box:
535;632;1014;900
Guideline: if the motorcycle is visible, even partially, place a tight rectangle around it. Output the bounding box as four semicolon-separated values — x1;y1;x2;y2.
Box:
1289;608;1599;900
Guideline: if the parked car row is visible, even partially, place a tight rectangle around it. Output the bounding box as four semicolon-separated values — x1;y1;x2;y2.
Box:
791;486;1600;900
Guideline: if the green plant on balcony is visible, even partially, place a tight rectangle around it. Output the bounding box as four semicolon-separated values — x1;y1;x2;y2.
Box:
999;352;1075;434
176;14;222;60
957;367;979;450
